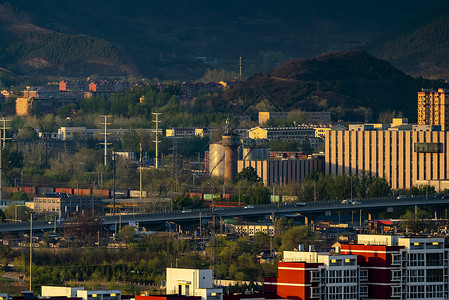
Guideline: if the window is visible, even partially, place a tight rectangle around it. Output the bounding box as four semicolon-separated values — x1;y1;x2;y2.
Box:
360;269;368;281
410;269;425;282
360;286;368;297
426;253;443;266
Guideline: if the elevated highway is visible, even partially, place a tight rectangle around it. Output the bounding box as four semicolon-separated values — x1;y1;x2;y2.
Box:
0;195;447;233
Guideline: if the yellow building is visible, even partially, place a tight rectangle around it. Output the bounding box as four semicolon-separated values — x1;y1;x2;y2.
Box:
418;88;449;130
325;125;449;190
15;97;34;116
248;126;269;139
314;126;331;138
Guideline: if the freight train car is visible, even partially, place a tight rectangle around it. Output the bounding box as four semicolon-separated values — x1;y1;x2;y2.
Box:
36;187;55;194
55;188;74;194
74;188;91;197
92;189;110;198
130;190;147;198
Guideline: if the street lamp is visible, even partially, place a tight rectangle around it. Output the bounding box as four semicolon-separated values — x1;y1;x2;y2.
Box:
29;210;34;291
273;179;279;209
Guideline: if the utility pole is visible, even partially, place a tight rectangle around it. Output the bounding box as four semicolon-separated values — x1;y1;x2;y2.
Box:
112;151;116;216
152;112;161;169
139;143;143;201
100;115;112;167
0;118;11;204
239;56;242;80
29;210;33;291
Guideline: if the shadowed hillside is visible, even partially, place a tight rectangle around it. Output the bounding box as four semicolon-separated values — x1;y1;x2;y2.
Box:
222;51;442;122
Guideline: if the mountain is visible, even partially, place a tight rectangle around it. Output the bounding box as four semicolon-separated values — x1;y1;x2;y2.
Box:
0;0;446;80
221;50;441;122
368;4;449;79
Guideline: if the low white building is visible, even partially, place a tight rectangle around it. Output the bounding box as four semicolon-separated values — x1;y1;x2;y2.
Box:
166;268;223;300
41;286;121;300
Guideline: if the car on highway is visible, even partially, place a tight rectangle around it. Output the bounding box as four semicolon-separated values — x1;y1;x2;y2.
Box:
351;200;361;205
341;199;351;204
181;209;192;213
244;205;255;209
294;202;306;207
442;194;449;199
397;194;407;199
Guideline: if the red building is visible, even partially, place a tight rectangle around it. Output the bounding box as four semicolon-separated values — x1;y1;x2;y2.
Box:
264;235;449;300
340;243;403;299
89;82;97;92
59;81;67;92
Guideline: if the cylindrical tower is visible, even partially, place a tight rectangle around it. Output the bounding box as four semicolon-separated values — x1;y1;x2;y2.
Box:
209;143;225;177
222;134;239;180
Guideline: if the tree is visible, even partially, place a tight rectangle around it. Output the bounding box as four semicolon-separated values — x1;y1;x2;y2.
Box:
400;207;435;234
281;226;315;251
287;109;308;125
11;190;29;201
235;166;260;183
63;212;102;246
368;177;391;197
119;225;136;244
4;204;29;221
243;185;270;205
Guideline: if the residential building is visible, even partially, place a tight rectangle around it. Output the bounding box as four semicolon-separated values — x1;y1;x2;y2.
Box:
265;247;359;300
418;88;449;131
340;234;448;299
264;234;449;300
324;123;449;190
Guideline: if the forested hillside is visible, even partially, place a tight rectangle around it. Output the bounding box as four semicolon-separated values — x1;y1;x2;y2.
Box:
0;0;445;80
369;4;449;79
222;51;441;122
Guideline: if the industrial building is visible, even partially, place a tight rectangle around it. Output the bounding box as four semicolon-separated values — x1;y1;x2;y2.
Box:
258;111;331;126
41;286;121;300
209;142;324;186
33;193;102;215
324;120;449;190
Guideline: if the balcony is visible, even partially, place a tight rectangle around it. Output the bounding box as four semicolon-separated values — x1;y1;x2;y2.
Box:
310;287;320;298
392;254;401;265
310;271;321;282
